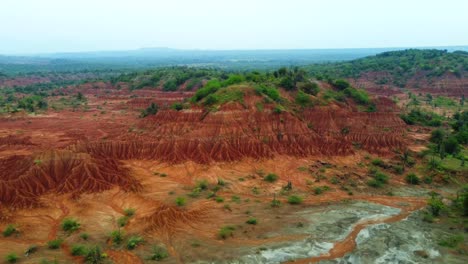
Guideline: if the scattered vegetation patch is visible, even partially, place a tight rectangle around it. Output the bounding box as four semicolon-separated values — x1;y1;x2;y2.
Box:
127;235;144;250
246;218;258;225
47;239;63;249
287;195;303;205
218;225;235;239
61;218;80;233
264;173;278;183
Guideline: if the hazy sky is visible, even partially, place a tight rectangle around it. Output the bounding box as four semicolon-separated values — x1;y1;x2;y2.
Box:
1;0;467;54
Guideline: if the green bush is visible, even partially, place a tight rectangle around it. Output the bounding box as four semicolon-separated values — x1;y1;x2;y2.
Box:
298;81;320;95
287;195;303;205
124;208;136;217
215;196;224;203
264;173;278;183
192;79;221;102
140;102;159;118
295;90;312;106
343;87;370;105
71;244;88;256
371;158;385;167
5;253;18;263
175;197;186;206
246;218;258;225
218;226;235;239
271;199;281;207
117;216;129;227
80;233;89;240
428;196;444;216
2;224;17;237
127;236;144;250
332;79;350;90
85;246;105;264
255;85;280;101
47;239;63;249
110;230;124;245
61;218;80;233
196;179;209;190
405;173;420;185
148;245;169;261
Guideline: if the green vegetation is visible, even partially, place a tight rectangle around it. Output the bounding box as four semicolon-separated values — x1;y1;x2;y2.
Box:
246;218;258;225
127;235;144;250
287;195;303;205
47;239;63;249
2;224;17;237
264;173;278;183
80;233;89;240
405;173;421;185
148;245;169;261
123;208;136;217
85;246;106;264
5;253;18;263
140;102;159;118
61;218;80;233
218;225;235;239
307;49;468;87
110;230;124;245
400;109;443;126
175;197;186;206
71;244;88;256
367;169;389;188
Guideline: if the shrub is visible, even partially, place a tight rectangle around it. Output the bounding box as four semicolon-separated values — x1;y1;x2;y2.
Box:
264;173;278;183
271;199;281;207
215;197;224;203
117;216;129;227
231;195;241;203
148;245;169;261
110;230;124;245
71;244;88;256
287;195;303;205
192;80;221;102
140;102;159;118
61;218;80;233
80;233;89;240
124;208;136;217
374;171;389;184
196;179;209;190
405;173;420;185
371;158;385;167
255;85;280;101
314;187;324;195
2;224;17;237
47;239;63;249
332;79;350;90
5;253;18;263
295;90;312;106
246;218;258;225
127;236;144;250
85;246;105;264
393;165;404;174
175;197;186;206
218;226;235;239
367;179;383;188
428;196;444;216
298;81;320;95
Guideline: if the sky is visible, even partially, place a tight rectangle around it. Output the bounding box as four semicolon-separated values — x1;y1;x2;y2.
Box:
1;0;467;54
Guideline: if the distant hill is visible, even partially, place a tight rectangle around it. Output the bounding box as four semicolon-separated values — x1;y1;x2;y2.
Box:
307;49;468;88
1;46;467;75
